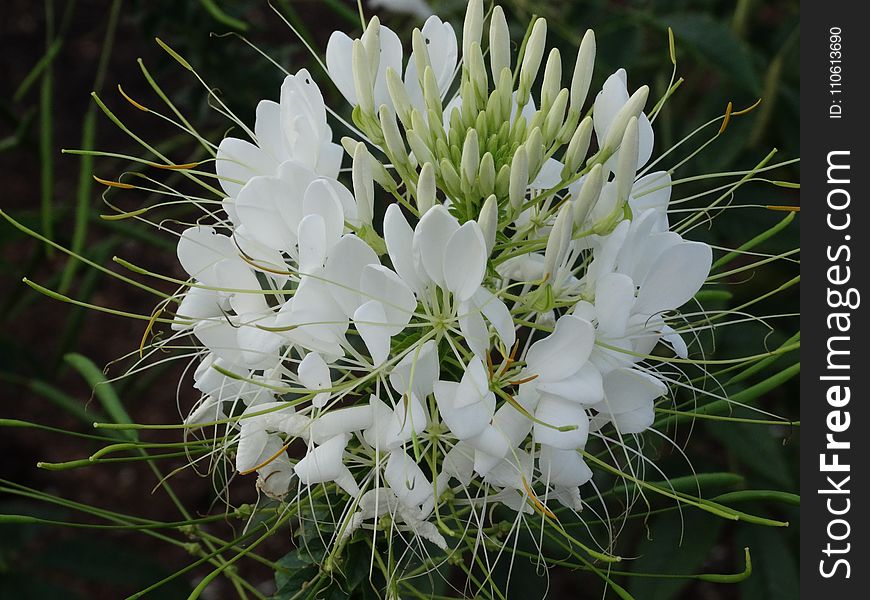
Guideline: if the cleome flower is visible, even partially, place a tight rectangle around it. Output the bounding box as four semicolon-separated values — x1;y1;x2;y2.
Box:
93;0;749;594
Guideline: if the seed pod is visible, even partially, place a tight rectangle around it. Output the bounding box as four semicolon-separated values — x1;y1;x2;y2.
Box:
479;194;498;255
417;162;436;214
352;143;374;225
478;152;495;197
352;40;375;115
603;85;649;155
615;116;639;204
561;116;593;179
540;49;562;112
543;200;573;281
517;18;547;106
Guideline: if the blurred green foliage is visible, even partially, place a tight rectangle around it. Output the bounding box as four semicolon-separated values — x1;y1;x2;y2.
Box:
0;1;798;598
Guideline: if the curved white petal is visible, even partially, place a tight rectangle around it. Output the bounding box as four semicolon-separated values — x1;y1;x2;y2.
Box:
600;367;667;415
323;234;380;316
443;221;487;302
533;395;589;450
353;300;391;366
389;339;439;400
412;204;459;287
525;315;595;382
635;241;712;315
294;434;350;485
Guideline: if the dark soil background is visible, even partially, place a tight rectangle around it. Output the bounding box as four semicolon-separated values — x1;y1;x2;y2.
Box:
0;1;799;598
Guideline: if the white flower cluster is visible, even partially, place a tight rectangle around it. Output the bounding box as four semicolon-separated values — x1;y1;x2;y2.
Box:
173;1;711;546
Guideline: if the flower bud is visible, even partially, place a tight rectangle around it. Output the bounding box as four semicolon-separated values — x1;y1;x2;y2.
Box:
352;39;375;115
509;146;529;211
386;67;413;129
406;128;434;167
570;29;595;115
412;29;432;88
479;194;498;256
572;163;603;228
439;158;462;197
362;17;381;81
422;66;443;121
467;42;488;100
543;200;573;281
525;127;544;179
352;142;374;225
489;6;511;82
540;49;562;112
543;88;569;143
602;85;648;155
495;164;511;198
561;116;593;179
478;152;495;197
496;67;513;120
517;18;547;106
461;129;480;186
417;162;436;214
343;137;396;192
379;105;409;170
463;0;484;61
615;116;639;204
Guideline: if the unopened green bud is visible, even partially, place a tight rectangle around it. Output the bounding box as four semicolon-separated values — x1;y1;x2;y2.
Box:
496;67;513;120
386;67;413;129
406;129;434;167
478;152;495;197
352;142;374;225
573;163;603;228
417;162;436;214
495;164;511;198
342;137;397;193
422;66;443;122
352;39;375;115
412;29;432;88
440;158;462;196
509;146;529;211
463;0;484;62
378;105;409;169
570;29;596;115
525;127;544;178
540;48;562;112
543;88;569;143
467;42;488;100
543;200;573;281
461;129;480;186
615;116;639;204
489;6;511;82
518;18;547;106
561;116;593;179
603;85;649;154
362;17;381;81
479;194;498;255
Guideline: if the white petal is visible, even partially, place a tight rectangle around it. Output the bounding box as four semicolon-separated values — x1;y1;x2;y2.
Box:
297;213;327;274
236;428;269;473
215;137;277;198
254;100;285;160
172;285;223;330
385;448;433;508
454;357;490;409
412;204;459;287
353;300;391;366
384;203;425;295
443;221;487;301
635;241;712;315
600;367;667;415
538;445;593;487
472;288;516;352
537;363;604;405
325;31;357;105
303;179;346;250
611;402;655;434
525;315;594;381
458;303;489;357
389;339;439;400
594;272;636;338
298;352;332;408
533;395;589;450
433;380;493;440
442;442;474;486
324;235;380;316
360;264;417;333
309;405;373;444
294;434;350;484
177;226;236;285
